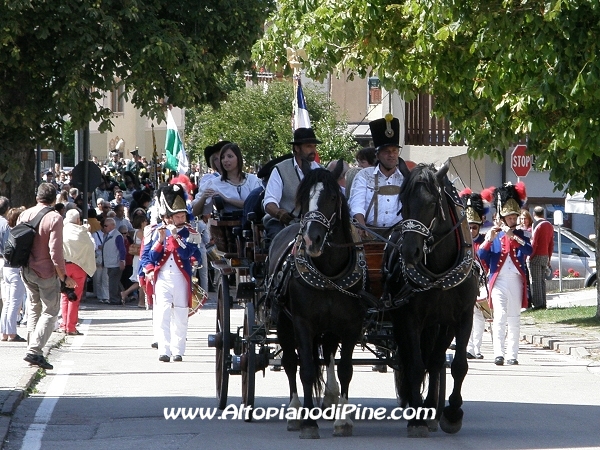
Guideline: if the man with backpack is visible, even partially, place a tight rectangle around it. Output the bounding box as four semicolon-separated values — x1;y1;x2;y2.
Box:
18;183;76;370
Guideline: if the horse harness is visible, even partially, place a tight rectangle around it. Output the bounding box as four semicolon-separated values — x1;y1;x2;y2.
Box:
266;209;368;304
382;178;478;309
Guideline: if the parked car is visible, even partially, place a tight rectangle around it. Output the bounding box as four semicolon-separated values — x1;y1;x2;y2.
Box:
552;226;596;287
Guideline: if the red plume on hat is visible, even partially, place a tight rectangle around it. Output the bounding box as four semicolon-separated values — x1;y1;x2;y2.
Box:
170;174;193;196
514;181;527;203
480;186;495;204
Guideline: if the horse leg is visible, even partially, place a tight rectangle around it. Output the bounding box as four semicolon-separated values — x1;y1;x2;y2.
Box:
440;311;473;434
333;336;356;437
321;334;340;410
401;321;430;438
295;324;320;439
423;325;453;432
277;312;301;431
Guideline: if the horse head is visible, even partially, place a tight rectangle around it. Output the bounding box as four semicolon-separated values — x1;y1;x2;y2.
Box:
296;162;348;258
399;162;452;269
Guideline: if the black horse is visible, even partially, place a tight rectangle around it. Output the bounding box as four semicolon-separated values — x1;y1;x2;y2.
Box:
383;162;478;437
267;162;367;439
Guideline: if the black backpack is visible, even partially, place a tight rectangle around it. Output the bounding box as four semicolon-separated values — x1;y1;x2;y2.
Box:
4;207;53;268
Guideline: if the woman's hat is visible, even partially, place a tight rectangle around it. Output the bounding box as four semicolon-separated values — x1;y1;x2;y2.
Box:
288;128;322;145
203;141;231;167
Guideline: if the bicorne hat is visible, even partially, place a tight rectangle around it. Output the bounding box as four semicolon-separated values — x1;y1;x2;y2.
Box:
203;141;231;168
459;188;489;225
370;114;400;151
288;128;322;145
159;183;187;217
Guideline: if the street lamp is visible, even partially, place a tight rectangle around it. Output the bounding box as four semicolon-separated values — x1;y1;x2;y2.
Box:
554;210;564;292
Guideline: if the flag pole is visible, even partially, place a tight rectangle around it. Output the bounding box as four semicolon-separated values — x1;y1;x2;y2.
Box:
151;123;158;185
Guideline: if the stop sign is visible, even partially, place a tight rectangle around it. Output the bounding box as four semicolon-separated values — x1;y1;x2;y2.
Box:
511;144;532;177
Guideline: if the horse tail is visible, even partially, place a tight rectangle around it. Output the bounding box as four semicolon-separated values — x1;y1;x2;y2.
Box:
312;341;324;402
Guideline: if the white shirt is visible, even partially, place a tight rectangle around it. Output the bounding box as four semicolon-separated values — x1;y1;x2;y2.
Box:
206;174;261;213
348;165;404;228
263;158;321;209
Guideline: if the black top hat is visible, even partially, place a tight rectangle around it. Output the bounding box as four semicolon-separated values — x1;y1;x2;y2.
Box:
203;141;231;167
130;148;139;156
257;154;293;179
370;114;401;151
288;128;322;145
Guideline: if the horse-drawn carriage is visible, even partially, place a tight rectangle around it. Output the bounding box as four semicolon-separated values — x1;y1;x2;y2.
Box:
207;161;478;438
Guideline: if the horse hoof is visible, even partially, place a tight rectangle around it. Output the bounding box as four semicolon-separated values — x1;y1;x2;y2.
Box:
299;427;320;439
333;423;353;437
426;419;439;432
287;420;301;431
439;413;462;434
407;425;429;438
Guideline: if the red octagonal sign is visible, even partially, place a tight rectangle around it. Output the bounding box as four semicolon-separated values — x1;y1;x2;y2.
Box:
511;144;531;177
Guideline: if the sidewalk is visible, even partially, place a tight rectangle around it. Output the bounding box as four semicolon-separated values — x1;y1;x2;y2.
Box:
1;289;598;447
521;287;600;360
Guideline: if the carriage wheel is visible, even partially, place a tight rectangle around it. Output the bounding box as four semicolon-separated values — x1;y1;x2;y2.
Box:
216;274;231;410
242;302;256;420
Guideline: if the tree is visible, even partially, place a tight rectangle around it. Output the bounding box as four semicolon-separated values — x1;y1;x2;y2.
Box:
0;0;274;206
185;80;357;168
254;0;600;316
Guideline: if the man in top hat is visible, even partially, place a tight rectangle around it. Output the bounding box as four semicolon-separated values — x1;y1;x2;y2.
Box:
478;182;532;366
192;141;231;217
460;188;489;360
262;128;322;240
142;183;202;362
348;114;406;232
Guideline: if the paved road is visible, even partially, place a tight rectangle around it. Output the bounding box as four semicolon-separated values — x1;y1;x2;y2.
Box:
3;296;600;450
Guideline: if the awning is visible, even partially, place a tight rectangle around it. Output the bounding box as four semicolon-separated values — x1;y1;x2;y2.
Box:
565;192;594;215
347;124;371;137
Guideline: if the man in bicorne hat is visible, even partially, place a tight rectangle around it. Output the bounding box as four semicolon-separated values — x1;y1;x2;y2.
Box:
262;127;322;240
478;182;532;366
142;184;202;362
349;114;406;232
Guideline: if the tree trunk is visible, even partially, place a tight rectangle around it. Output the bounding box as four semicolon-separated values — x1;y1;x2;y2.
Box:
0;144;37;208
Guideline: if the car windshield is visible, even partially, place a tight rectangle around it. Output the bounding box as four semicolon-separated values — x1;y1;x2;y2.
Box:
564;228;596;249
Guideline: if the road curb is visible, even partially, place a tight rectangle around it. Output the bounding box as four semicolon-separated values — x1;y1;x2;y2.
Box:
522;333;599;357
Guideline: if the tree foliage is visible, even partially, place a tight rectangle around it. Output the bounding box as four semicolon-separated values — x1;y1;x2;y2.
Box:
253;0;600;314
254;0;600;195
185;80;358;169
0;0;274;205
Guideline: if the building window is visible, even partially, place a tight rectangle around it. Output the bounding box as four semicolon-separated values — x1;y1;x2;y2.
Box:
111;84;125;113
368;77;382;105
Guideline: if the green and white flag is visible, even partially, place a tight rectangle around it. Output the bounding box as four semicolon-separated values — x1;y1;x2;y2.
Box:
164;109;189;174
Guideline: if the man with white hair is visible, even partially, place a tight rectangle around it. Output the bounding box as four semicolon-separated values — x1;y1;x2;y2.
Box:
61;210;96;335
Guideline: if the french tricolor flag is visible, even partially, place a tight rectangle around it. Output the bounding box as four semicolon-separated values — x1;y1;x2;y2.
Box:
294;79;311;129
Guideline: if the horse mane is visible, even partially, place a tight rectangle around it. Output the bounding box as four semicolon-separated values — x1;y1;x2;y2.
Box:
296;168;352;241
399;163;438;205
